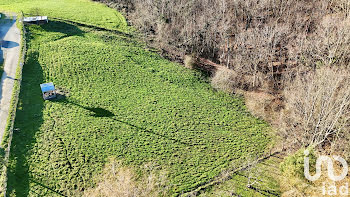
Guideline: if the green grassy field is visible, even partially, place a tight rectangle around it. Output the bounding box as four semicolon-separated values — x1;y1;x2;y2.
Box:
1;0;276;196
0;0;128;31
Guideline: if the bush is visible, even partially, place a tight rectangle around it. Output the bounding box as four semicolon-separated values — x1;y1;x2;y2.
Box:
280;148;316;179
211;68;262;93
184;54;198;69
280;148;317;196
211;69;237;93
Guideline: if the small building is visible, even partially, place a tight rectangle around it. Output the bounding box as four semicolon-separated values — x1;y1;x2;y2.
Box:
23;16;48;25
40;82;56;100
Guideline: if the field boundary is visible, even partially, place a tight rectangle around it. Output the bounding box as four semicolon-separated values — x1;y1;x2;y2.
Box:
50;17;133;38
0;12;26;196
182;150;282;196
21;13;134;39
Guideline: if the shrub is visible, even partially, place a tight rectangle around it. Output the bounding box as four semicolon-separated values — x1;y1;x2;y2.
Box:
280;148;316;196
280;148;316;179
211;68;263;93
243;91;279;121
184;54;198;69
211;68;237;93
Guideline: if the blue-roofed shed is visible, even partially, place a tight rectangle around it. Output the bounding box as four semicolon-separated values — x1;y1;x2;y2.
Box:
40;82;56;100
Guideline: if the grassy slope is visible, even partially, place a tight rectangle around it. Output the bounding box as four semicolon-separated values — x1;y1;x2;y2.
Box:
1;0;276;196
0;0;127;31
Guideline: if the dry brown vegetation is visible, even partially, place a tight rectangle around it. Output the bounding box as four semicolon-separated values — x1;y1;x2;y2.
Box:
184;54;198;69
97;0;350;89
83;158;168;197
281;67;350;154
211;69;237;94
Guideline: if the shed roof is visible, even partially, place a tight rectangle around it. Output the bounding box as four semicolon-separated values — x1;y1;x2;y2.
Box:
23;16;48;22
40;82;55;93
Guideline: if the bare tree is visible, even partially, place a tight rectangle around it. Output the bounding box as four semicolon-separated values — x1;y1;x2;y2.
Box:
282;67;350;150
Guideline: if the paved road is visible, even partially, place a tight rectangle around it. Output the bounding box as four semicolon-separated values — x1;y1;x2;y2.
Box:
0;16;21;145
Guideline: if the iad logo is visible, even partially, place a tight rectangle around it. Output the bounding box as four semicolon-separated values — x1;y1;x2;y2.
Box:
304;150;349;195
304;150;348;181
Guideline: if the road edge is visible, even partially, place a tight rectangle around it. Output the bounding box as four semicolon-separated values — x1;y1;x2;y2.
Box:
0;12;25;196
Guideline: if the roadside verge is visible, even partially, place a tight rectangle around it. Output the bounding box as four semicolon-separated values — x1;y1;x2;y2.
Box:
0;12;25;196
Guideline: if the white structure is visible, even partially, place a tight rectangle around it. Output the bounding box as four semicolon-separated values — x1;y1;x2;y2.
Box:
23;16;48;24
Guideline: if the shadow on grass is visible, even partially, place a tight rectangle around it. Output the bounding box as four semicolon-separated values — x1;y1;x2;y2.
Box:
7;51;44;197
7;19;86;196
53;96;191;146
30;179;67;197
41;20;84;37
26;20;85;42
48;17;133;38
52;95;114;117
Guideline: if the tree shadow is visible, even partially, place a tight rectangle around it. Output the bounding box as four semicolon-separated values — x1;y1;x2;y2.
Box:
109;117;191;146
1;40;19;48
38;20;85;40
52;96;114;117
86;107;114;117
53;97;191;146
72;103;115;118
29;178;67;197
0;18;15;39
0;17;17;80
7;51;44;197
48;17;133;38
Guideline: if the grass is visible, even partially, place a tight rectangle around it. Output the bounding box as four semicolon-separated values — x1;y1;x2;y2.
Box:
0;60;3;78
0;0;128;32
199;155;282;196
1;0;276;196
0;11;5;77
